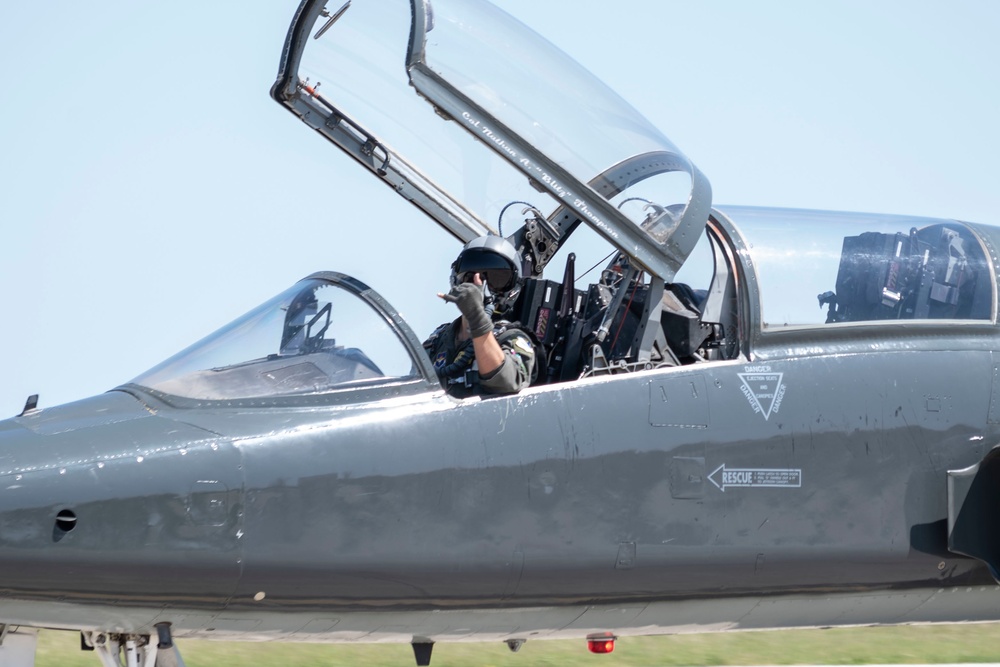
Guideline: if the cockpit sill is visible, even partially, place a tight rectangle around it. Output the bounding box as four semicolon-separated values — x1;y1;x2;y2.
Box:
116;376;437;412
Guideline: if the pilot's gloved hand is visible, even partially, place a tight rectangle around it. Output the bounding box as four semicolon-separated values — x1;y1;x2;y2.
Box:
443;283;493;338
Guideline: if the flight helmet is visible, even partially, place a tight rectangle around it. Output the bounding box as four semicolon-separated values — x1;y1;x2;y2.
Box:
450;235;523;309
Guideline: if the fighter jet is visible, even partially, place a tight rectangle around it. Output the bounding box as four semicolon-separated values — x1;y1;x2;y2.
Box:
2;0;999;666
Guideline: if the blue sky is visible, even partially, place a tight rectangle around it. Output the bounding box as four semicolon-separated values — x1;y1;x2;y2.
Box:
2;1;999;415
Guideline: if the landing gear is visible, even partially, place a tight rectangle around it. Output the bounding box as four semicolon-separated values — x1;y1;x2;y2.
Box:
411;639;434;666
83;623;186;667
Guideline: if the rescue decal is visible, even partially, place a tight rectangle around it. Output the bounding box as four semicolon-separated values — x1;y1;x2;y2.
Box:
738;365;785;420
708;464;802;492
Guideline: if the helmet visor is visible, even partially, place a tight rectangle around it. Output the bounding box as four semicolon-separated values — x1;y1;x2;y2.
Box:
452;248;517;293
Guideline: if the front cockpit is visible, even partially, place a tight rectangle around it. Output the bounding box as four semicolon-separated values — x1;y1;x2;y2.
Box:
266;0;726;386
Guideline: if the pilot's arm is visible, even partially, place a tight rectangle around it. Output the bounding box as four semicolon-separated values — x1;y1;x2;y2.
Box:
477;329;534;394
469;323;506;376
440;277;534;395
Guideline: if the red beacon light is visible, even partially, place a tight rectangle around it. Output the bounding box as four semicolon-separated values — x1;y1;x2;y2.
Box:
586;633;617;654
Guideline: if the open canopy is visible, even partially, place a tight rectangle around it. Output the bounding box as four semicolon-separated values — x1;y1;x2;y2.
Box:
271;0;711;280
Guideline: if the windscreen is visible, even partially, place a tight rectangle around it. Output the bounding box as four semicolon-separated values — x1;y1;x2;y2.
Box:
130;279;419;401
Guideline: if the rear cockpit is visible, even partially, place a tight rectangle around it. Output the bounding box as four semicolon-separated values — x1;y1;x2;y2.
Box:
822;223;991;324
714;206;996;332
510;214;743;384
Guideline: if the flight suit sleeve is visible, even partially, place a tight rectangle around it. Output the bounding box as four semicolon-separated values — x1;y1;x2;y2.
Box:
478;331;535;394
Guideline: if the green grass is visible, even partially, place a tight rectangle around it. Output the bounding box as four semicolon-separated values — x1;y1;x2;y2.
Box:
33;624;1000;666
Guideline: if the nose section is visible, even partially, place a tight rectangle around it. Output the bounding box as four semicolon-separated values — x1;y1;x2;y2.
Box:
0;392;145;537
0;390;244;627
0;416;55;611
0;421;18;471
0;413;68;537
0;415;38;500
0;392;157;607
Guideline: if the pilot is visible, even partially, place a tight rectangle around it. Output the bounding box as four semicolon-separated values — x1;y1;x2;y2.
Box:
424;235;536;397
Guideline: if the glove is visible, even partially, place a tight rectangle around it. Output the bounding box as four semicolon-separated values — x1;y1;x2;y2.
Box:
443;283;493;338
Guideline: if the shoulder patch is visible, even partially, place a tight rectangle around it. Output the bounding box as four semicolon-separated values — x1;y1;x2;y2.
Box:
511;335;534;356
